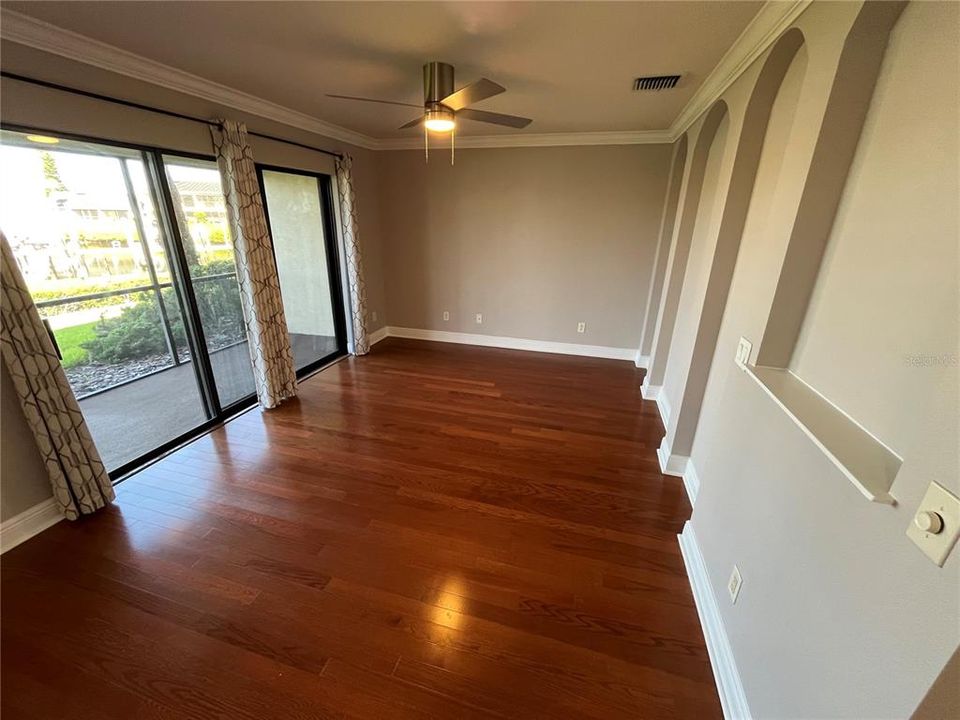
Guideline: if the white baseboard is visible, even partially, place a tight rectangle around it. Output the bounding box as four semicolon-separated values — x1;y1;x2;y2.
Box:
385;326;636;361
635;352;650;369
640;379;661;401
657;437;689;477
368;326;389;346
654;391;672;427
684;459;702;506
657;438;701;505
0;497;61;554
678;521;752;720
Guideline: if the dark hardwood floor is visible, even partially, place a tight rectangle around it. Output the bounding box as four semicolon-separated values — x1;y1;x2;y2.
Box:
1;338;721;719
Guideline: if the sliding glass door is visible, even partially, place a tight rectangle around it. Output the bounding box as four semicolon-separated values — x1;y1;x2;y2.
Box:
1;128;349;477
259;166;346;374
162;156;256;406
0;130;216;473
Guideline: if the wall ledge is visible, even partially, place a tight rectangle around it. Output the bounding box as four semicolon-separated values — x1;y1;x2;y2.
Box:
745;365;901;504
0;497;61;554
678;521;753;720
383;326;637;361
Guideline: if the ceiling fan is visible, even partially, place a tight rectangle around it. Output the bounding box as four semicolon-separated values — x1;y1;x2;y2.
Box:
328;61;532;140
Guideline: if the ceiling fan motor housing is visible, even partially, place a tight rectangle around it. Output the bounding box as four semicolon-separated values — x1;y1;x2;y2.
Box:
424;61;455;105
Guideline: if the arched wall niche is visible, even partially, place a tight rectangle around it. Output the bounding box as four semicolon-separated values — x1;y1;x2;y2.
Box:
758;3;907;368
643;101;728;394
664;28;808;461
638;134;688;361
743;1;908;503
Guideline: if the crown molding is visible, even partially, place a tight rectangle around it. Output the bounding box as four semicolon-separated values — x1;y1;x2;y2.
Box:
1;2;811;151
0;9;380;150
668;0;812;138
377;129;673;150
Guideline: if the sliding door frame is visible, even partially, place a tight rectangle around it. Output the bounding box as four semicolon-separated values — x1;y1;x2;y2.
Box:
1;122;260;481
2;122;352;482
256;164;349;378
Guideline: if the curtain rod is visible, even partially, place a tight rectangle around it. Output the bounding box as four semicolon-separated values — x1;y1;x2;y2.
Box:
0;71;345;160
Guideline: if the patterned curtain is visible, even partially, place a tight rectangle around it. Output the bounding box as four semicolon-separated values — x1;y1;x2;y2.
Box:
210;120;297;409
334;155;369;355
0;232;114;520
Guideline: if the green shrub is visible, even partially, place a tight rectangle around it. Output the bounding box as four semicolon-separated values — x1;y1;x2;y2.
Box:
82;291;186;364
81;261;246;364
33;278;148;316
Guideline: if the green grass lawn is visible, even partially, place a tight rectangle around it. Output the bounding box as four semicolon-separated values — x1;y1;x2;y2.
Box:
53;321;97;368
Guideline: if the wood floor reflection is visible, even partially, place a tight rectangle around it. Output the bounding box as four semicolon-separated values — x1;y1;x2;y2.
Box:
1;338;721;719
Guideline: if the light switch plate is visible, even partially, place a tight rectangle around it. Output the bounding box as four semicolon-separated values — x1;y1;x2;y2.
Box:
906;482;960;567
736;337;752;369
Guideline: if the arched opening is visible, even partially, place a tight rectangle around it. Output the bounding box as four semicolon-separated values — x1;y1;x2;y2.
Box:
659;28;808;467
759;4;906;368
643;101;728;399
638;134;688;362
736;1;911;502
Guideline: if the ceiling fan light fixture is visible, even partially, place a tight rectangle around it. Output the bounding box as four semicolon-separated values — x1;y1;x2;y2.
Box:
423;108;456;133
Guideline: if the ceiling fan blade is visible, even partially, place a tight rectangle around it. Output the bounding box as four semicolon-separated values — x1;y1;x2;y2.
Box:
326;94;422;109
399;116;424;130
456;108;532;129
440;78;505;111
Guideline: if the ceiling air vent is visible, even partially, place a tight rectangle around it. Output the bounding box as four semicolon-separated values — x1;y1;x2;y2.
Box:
634;75;681;91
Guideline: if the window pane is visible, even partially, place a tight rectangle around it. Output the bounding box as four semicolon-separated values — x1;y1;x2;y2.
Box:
162;156;255;406
261;169;339;371
0;130;209;472
1;139;152;293
52;290;207;470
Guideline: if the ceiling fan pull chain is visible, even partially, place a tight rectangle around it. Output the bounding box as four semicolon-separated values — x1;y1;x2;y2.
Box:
424;123;429;163
451;123;455;166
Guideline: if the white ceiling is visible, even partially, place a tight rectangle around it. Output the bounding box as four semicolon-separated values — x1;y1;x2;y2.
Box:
4;1;762;139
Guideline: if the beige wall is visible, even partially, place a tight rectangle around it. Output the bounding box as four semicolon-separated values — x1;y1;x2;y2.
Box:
0;365;52;522
660;114;729;426
648;1;958;717
789;1;959;460
638;139;687;359
378;144;672;348
0;42;387;520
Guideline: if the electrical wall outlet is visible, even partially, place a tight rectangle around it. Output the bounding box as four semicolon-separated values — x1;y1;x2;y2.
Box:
728;565;743;604
475;313;483;325
736;337;753;369
371;310;378;322
443;310;450;321
577;322;586;334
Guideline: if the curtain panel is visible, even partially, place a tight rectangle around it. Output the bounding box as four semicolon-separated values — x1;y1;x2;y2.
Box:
334;155;370;355
211;120;297;409
0;232;114;519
